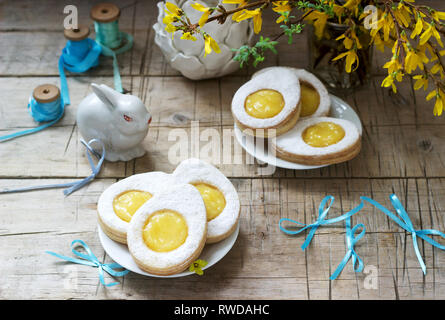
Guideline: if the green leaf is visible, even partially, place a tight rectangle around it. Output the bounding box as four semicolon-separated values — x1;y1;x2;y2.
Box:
232;36;278;68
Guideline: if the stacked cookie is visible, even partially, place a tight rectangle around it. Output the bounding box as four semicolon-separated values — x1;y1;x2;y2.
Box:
97;158;240;276
232;67;361;166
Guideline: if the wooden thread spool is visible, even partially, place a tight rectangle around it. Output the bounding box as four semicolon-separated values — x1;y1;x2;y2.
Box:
89;2;132;93
90;3;120;23
33;84;60;104
90;3;126;50
63;25;90;41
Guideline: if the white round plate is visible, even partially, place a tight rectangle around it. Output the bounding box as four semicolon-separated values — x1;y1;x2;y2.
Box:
234;94;363;170
98;221;240;278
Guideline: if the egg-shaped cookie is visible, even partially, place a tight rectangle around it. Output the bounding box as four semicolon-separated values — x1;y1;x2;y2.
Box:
232;68;301;137
127;184;207;276
252;67;330;119
272;117;361;165
97;172;176;244
172;158;240;244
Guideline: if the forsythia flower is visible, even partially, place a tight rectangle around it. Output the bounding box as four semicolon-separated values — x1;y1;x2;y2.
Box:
234;9;263;34
431;63;441;74
191;2;212;27
394;4;411;28
432;10;445;21
370;17;384;36
436;95;444;116
419;24;435;46
382;74;397;93
383;57;401;74
165;2;182;16
342;0;360;16
180;32;196;41
343;0;360;10
305;11;328;39
382;72;403;93
419;24;443;47
204;34;221;56
332;50;359;73
337;34;354;50
189;259;208;275
413;75;429;91
372;32;385;52
427;90;445;116
164;2;182;24
273;2;291;24
164;2;182;38
411;17;424;39
165;23;177;38
276;14;287;24
405;49;424;74
382;15;394;42
272;1;291;13
224;0;248;21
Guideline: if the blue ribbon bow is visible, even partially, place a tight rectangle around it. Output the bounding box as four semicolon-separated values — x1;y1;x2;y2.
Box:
360;194;445;275
46;240;129;287
279;194;445;279
279;196;366;279
279;196;364;250
330;217;365;280
0;138;105;196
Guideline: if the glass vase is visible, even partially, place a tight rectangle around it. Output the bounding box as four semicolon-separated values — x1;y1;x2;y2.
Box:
308;22;373;90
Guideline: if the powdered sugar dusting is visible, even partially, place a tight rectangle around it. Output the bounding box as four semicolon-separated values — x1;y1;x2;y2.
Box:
252;67;330;119
273;117;360;156
172;158;240;241
97;172;177;236
232;68;301;128
127;184;207;269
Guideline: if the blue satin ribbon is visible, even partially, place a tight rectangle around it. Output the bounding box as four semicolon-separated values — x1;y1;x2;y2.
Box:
46;240;129;287
279;196;364;250
279;194;445;278
94;21;134;93
360;194;445;275
0;138;105;196
330;217;365;280
0;96;65;142
59;38;102;105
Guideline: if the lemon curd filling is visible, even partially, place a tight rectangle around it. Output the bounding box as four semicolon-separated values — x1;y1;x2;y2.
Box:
300;83;320;117
113;190;153;222
302;122;345;147
192;183;226;221
245;89;285;119
143;210;188;252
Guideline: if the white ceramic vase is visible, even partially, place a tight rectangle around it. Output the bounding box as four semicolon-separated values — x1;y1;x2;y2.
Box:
153;0;254;80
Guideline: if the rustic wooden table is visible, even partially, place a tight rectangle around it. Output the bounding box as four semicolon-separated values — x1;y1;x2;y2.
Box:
1;0;445;300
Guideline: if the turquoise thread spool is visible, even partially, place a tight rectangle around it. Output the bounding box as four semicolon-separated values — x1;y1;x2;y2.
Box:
29;84;63;121
91;3;133;93
0;84;64;142
59;26;101;105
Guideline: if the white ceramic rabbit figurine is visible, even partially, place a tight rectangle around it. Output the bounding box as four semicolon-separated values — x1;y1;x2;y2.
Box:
77;83;152;162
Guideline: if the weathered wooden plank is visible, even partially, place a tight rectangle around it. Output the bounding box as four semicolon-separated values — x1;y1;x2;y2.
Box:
2;116;445;178
0;76;143;130
0;29;150;77
1;0;444;78
0;0;155;31
1;178;444;299
2;74;444;131
0;0;155;77
2;0;445;300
